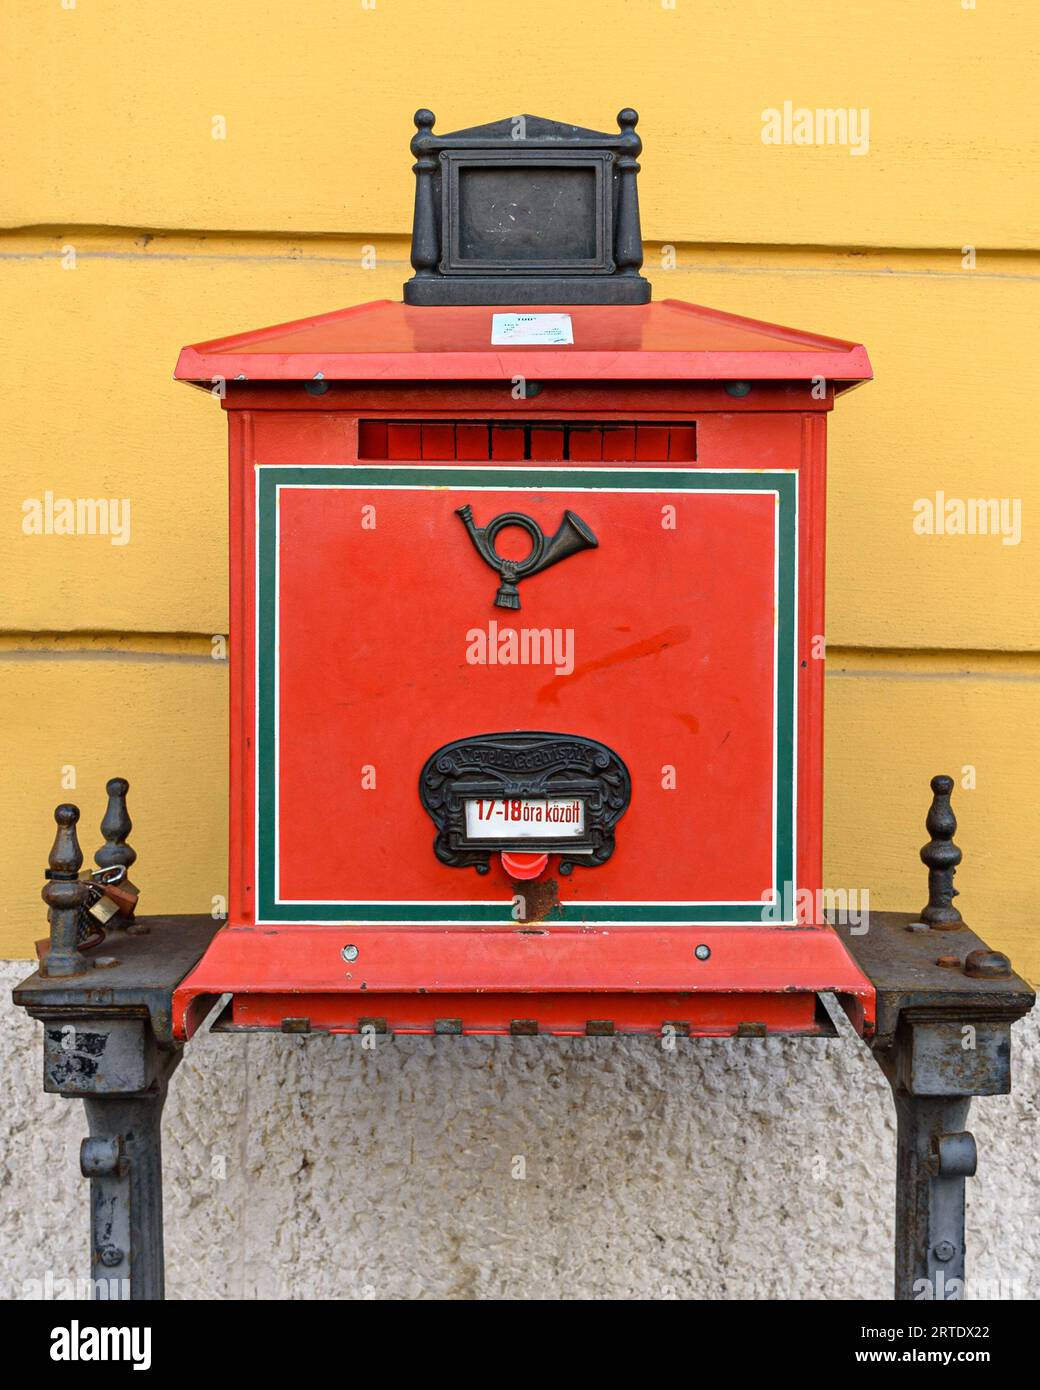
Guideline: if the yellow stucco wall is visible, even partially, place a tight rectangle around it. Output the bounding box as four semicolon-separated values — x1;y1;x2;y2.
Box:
2;2;1037;979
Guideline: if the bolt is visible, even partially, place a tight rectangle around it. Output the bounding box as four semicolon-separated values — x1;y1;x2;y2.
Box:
724;381;752;398
933;1241;956;1263
694;944;711;961
964;948;1012;979
98;1245;124;1268
936;954;960;968
341;944;359;963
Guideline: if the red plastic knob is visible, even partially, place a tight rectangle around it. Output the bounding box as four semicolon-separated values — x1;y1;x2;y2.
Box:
500;851;549;881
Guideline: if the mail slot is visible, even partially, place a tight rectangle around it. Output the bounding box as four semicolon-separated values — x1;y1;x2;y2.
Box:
171;109;875;1039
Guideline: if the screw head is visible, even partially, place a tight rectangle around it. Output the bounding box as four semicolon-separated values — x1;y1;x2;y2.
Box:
694;944;711;961
341;944;359;963
724;381;752;398
933;1240;956;1263
98;1245;124;1268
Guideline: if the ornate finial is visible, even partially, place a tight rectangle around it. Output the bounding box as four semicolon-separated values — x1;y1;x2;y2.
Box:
41;804;91;977
409;109;439;279
613;108;643;279
49;803;83;877
95;776;136;877
919;774;964;929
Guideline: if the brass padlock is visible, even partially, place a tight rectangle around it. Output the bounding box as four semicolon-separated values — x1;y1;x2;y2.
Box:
99;877;139;918
87;892;119;926
78;865;135;926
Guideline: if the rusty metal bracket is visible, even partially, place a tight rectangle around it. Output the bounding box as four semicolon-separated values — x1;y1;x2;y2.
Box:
838;916;1032;1299
13;914;219;1300
79;1049;182;1299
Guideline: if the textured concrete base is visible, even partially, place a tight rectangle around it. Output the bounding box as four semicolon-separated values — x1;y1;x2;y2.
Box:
2;960;1036;1300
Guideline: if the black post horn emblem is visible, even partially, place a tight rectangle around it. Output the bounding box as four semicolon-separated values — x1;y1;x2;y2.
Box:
455;505;598;609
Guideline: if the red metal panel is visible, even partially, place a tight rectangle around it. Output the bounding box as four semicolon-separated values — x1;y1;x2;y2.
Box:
490;424;525;460
455;423;490;459
221;992;824;1037
601;425;635;460
420;422;455;459
228;382;830;416
635;424;670;460
357;419;387;458
175;300;873;386
276;485;775;908
386;422;421;459
529;427;564;460
799;412;827;904
173;925;874;1039
227;411;255;928
568;427;602;461
667;425;696;461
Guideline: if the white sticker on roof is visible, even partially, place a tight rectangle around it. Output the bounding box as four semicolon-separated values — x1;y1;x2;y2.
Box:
491;313;574;346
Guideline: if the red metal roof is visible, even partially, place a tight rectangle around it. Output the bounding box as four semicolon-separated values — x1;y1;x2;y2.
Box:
174;297;871;386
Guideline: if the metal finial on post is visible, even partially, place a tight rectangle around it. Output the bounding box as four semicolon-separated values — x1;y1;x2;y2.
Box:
409;109;439;279
919;774;964;929
95;776;140;920
41;804;91;977
614;107;644;278
96;777;136;876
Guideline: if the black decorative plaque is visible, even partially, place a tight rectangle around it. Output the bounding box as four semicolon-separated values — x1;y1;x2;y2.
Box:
419;732;631;874
404;110;651;306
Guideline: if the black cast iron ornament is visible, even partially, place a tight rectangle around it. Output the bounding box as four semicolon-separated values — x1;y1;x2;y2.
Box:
40;804;91;978
456;504;598;609
919;774;964;929
96;777;137;890
419;731;631;875
404;108;650;305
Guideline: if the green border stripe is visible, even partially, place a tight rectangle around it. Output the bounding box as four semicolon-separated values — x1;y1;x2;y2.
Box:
257;465;797;923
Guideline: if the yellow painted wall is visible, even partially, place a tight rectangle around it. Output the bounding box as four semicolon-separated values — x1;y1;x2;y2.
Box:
2;2;1038;981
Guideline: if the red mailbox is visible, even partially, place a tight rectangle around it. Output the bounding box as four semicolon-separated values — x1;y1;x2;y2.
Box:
172;111;874;1040
20;108;1037;1312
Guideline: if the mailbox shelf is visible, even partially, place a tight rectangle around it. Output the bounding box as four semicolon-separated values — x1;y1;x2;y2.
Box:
171;922;876;1041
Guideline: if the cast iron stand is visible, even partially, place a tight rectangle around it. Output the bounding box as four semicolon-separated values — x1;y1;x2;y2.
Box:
11;777;1034;1300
